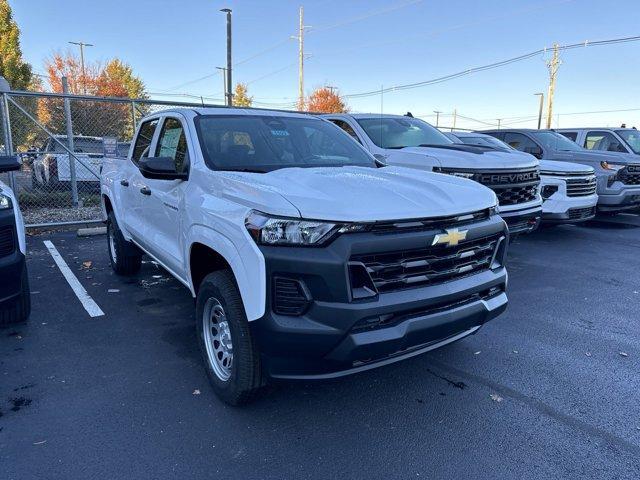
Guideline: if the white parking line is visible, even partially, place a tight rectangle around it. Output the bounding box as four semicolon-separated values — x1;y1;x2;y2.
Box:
43;240;105;318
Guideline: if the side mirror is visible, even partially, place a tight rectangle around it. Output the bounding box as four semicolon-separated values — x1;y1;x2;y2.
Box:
0;155;20;173
139;156;187;180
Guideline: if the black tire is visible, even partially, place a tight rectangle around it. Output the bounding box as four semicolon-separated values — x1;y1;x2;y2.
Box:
107;211;142;275
0;265;31;326
196;270;264;405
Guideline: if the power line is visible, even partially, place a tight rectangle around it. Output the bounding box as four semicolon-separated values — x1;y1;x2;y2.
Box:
344;34;640;99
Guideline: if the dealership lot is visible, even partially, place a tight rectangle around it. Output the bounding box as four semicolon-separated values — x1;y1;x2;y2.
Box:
1;216;639;480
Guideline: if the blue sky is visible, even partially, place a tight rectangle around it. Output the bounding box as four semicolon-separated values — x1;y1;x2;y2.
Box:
11;0;640;129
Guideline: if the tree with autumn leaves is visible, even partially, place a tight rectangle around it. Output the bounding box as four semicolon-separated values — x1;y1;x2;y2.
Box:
38;52;148;140
305;86;348;113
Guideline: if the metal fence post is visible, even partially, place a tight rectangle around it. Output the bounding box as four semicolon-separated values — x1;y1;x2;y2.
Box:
62;77;78;207
130;100;137;133
1;92;17;193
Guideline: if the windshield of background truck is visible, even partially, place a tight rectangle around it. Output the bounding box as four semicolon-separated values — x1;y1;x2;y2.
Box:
356;117;452;149
616;130;640;154
530;131;583;152
459;135;513;150
195;115;377;172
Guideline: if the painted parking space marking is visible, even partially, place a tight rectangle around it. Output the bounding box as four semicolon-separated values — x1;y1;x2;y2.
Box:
43;240;105;318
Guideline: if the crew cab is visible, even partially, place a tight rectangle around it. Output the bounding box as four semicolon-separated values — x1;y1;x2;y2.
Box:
33;135;104;187
0;156;31;325
101;108;509;405
482;129;640;213
556;128;640;157
323;114;542;234
445;131;598;223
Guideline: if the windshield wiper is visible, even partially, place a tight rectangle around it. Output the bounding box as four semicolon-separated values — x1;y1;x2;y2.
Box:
386;145;408;149
226;167;267;173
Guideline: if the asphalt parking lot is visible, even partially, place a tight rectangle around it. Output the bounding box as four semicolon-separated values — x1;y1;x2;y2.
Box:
1;215;639;480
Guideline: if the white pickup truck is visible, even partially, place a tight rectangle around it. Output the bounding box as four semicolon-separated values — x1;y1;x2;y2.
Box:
323;114;543;234
100;108;509;405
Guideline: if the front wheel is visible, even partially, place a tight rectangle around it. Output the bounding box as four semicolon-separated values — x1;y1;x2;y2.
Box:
107;211;142;275
196;270;264;405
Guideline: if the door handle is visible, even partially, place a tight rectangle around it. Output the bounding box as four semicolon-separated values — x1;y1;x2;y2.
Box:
140;186;151;196
120;179;129;187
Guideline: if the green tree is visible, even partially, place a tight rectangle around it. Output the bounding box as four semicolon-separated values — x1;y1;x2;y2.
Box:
233;83;253;107
0;0;32;90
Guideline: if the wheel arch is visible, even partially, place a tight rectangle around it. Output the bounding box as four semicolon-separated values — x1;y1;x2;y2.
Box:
186;226;266;321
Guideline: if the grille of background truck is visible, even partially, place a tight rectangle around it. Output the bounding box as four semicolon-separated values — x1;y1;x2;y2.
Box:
473;168;540;206
350;233;502;293
618;166;640;185
568;206;596;220
566;176;597;196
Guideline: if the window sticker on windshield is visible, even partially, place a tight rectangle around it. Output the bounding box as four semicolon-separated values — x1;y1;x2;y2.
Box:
271;129;290;137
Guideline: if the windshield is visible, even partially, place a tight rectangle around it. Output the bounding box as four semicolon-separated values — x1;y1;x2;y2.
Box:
458;135;513;150
195;115;376;172
616;130;640;154
356;117;452;149
530;131;583;152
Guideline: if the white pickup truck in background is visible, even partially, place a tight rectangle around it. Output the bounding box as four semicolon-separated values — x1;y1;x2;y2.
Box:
32;135;105;187
100;107;509;405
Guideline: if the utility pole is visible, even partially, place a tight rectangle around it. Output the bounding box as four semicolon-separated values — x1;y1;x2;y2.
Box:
433;110;442;127
546;43;561;129
68;41;94;94
452;109;457;131
292;6;310;110
497;118;502;129
220;8;233;106
534;92;544;129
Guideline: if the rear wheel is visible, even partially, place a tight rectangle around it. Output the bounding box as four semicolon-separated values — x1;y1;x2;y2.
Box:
0;265;31;326
196;270;264;405
107;211;142;275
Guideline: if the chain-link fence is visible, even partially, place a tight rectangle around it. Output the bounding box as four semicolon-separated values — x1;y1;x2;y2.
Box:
0;89;219;227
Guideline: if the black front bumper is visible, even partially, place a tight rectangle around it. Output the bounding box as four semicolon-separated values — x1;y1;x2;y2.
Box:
251;215;509;380
499;205;542;235
0;209;25;305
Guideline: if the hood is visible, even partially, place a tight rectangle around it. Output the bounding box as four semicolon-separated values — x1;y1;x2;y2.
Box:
217;166;497;222
398;145;538;170
539;159;594;175
547;149;639;165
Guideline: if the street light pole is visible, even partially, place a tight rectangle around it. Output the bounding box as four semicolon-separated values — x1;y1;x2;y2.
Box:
534;92;544;129
68;41;94;94
220;8;232;106
433;110;442;127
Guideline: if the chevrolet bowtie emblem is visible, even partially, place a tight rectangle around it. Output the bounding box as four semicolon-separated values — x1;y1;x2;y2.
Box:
432;228;468;247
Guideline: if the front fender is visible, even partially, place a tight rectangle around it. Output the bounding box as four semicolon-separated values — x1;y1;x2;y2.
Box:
186;224;266;321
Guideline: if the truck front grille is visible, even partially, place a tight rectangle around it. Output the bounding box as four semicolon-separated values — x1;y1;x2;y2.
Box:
618;165;640;185
566;176;597;196
0;225;16;258
474;168;540;206
350;233;503;293
369;209;490;235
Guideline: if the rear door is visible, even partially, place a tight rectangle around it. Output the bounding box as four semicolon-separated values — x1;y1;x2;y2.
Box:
138;115;191;274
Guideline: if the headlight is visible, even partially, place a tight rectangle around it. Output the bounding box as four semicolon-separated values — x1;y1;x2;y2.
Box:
0;193;12;210
601;161;625;171
245;211;368;246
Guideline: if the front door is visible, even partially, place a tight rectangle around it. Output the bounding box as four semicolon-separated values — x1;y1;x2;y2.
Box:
138;116;190;275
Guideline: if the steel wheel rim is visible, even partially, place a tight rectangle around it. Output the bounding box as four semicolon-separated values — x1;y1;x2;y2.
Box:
202;297;233;382
108;226;117;263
